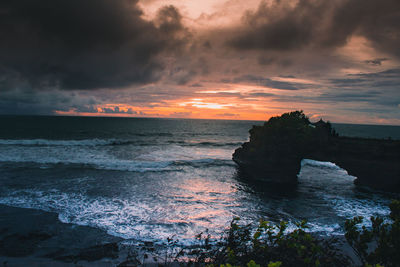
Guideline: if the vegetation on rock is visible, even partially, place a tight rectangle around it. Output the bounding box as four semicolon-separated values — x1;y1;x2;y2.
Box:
233;111;400;191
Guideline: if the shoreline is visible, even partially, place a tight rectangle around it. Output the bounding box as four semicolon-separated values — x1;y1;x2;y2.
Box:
0;204;125;266
0;204;361;266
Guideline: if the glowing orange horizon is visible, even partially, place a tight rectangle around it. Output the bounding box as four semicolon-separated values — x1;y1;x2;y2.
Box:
54;97;281;121
53;93;400;125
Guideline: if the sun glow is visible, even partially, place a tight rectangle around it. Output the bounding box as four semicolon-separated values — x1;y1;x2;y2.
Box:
179;99;233;109
54;95;281;121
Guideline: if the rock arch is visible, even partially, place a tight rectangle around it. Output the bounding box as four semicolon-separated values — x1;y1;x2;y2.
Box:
232;111;400;192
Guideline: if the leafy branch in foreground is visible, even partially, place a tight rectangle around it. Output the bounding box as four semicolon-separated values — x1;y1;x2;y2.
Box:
119;200;399;267
118;218;349;267
201;218;349;267
345;199;400;267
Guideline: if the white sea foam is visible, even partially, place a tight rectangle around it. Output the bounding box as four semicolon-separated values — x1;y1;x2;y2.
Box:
136;145;232;162
325;196;391;225
0;142;234;172
0;189;232;244
0;188;346;244
0;147;168;172
306;222;342;235
0;155;232;172
300;162;391;229
301;159;341;170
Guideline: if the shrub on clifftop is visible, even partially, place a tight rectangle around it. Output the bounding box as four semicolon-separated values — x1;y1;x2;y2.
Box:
243;111;336;160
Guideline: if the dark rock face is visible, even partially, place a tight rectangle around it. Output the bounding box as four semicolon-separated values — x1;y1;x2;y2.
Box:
233;111;400;192
0;204;123;263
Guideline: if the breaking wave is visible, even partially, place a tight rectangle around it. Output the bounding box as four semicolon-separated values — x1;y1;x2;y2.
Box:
0;157;235;172
0;138;133;146
0;138;243;148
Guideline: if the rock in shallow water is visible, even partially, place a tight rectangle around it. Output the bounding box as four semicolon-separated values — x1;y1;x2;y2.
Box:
232;111;400;192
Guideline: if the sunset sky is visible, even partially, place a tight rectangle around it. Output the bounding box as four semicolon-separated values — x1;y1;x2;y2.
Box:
1;0;399;124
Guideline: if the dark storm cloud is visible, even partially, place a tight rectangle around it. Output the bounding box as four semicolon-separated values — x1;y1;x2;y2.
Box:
168;68;197;85
331;0;400;57
248;92;275;97
349;69;400;79
329;69;400;88
311;68;400;108
228;0;400;57
0;88;96;115
257;56;292;67
190;83;204;87
231;75;311;90
271;84;398;110
0;0;188;90
328;78;368;86
364;58;389;66
194;90;275;99
229;0;330;50
318;91;382;102
270;91;384;105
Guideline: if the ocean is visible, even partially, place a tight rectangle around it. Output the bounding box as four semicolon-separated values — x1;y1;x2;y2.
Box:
0;115;399;246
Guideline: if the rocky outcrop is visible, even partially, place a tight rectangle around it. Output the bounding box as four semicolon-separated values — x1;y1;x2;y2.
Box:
232;111;400;192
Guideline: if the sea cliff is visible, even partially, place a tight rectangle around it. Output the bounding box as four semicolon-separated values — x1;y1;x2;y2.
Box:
233;111;400;192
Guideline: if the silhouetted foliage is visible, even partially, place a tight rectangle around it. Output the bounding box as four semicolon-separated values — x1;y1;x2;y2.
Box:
247;111;336;158
345;200;400;267
125;218;350;266
119;201;400;266
201;218;350;267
